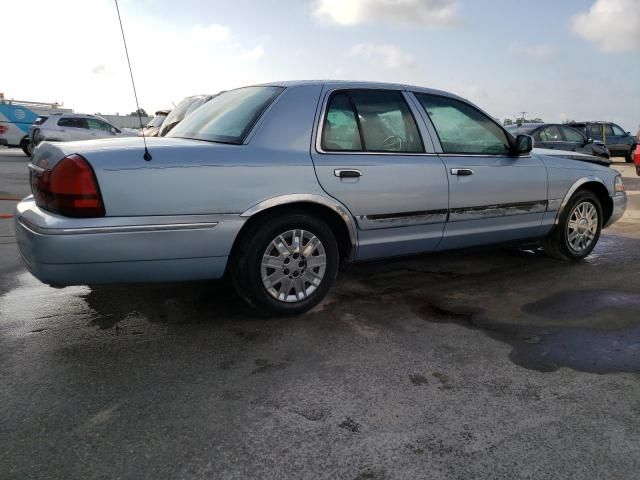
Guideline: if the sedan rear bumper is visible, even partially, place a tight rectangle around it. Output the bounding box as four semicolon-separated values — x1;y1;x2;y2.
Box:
15;197;245;286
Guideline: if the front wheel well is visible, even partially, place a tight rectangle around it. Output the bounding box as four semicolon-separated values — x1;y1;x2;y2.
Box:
227;202;354;274
575;181;612;224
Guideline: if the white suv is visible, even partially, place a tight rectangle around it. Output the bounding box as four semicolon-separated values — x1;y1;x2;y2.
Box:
30;113;137;146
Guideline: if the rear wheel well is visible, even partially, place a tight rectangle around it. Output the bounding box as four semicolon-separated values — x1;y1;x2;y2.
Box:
575;182;612;224
227;202;354;274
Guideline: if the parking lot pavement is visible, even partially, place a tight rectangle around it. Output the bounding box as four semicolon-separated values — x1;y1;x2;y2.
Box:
1;147;639;479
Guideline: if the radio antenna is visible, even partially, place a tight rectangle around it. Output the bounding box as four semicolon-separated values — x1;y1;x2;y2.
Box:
114;0;151;161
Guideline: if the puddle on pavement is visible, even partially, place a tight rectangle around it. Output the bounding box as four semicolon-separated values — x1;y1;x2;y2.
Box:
413;291;640;374
523;290;640;319
3;258;640;374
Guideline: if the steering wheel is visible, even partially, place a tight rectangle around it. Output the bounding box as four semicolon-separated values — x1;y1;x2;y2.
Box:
382;135;403;151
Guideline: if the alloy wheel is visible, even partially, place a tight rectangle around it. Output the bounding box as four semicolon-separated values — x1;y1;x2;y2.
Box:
566;201;598;253
260;229;327;303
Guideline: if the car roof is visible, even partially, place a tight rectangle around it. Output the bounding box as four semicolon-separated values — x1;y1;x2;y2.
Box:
505;123;545;131
48;113;101;118
255;80;467;101
569;121;612;125
181;94;213;101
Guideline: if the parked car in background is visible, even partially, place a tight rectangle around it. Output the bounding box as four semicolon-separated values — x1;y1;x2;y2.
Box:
158;95;215;136
139;110;170;138
531;148;611;166
29;113;137;146
506;123;610;159
0;97;71;156
633;145;640;176
568;121;636;162
16;81;626;315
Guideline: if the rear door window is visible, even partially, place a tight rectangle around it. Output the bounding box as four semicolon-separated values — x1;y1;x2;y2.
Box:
321;89;424;153
539;126;563;142
86;118;112;131
588;124;602;138
561;126;584;143
57;118;88;129
349;90;423;153
322;93;362;151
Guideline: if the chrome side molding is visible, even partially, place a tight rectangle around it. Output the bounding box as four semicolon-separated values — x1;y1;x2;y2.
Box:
18;217;218;235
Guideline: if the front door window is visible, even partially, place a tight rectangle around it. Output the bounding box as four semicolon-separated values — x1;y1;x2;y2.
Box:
414;93;511;155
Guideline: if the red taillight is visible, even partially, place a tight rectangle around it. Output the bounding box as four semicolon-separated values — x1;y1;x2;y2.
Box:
31;154;105;217
0;125;8;135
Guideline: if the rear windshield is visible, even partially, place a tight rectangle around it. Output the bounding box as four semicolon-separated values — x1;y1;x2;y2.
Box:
167;86;284;144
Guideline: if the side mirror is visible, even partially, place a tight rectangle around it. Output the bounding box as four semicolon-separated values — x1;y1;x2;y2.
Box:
586;137;594;144
627;132;631;136
514;134;533;155
110;127;117;134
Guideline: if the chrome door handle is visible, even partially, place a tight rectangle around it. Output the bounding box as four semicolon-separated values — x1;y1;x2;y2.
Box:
334;169;362;178
450;168;473;176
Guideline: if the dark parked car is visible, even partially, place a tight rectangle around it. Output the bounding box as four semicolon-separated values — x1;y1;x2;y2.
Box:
506;123;610;159
138;110;170;138
568;121;636;162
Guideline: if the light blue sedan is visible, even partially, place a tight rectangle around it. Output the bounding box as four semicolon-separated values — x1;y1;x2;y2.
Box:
15;81;627;315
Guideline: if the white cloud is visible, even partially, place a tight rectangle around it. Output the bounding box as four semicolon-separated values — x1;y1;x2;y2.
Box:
189;24;231;43
314;0;459;27
91;65;107;75
0;1;267;116
509;43;557;58
348;44;416;68
571;0;640;52
240;45;265;62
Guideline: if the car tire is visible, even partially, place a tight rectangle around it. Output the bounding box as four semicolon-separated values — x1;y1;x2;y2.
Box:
22;141;34;157
626;146;636;163
231;211;339;316
542;190;602;261
32;129;42;146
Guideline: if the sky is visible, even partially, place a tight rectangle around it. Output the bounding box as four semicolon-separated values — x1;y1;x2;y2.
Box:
2;0;639;129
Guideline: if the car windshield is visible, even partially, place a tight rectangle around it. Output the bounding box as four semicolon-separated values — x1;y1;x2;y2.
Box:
147;114;168;128
168;86;284;144
159;97;206;136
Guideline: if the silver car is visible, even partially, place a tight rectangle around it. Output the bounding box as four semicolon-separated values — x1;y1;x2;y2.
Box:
29;113;137;146
15;81;627;315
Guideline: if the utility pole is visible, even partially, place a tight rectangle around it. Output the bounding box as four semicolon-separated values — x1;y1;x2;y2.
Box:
520;111;527;122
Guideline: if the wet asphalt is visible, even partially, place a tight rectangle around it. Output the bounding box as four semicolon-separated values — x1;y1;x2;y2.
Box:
1;148;639;479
